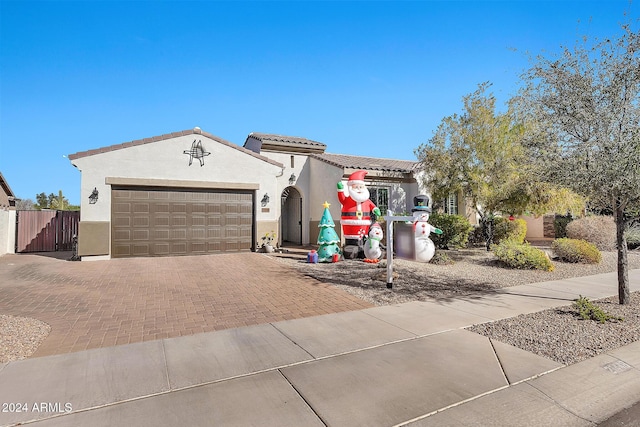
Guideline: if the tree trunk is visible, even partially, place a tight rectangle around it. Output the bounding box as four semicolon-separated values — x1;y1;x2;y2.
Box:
481;216;494;251
615;206;630;305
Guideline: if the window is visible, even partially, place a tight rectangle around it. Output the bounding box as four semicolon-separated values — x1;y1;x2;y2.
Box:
443;193;458;215
290;155;295;168
369;187;389;216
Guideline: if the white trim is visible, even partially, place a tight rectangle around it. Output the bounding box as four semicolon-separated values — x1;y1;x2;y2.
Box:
340;219;371;226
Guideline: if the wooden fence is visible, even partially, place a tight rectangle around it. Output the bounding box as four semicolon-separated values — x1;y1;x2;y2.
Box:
16;210;80;253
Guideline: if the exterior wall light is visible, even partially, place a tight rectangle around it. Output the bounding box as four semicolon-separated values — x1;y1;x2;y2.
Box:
289;173;296;185
89;187;99;204
261;193;270;207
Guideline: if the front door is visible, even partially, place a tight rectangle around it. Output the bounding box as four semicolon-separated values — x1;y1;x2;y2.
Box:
281;187;302;245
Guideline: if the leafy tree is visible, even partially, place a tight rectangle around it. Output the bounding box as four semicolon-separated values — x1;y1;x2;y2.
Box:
15;198;35;210
35;192;49;210
415;83;583;250
520;23;640;304
33;190;78;211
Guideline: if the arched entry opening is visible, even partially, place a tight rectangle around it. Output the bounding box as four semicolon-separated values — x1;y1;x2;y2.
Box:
281;186;302;246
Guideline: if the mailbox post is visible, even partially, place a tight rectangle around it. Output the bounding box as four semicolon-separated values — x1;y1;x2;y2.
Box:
384;211;415;289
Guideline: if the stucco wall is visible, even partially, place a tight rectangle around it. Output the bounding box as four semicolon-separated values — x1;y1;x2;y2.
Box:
0;209;16;255
73;135;281;221
519;215;545;239
258;151;313;245
71;134;282;258
309;158;345;234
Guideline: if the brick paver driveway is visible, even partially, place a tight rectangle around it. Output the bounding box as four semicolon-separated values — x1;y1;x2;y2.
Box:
0;252;372;358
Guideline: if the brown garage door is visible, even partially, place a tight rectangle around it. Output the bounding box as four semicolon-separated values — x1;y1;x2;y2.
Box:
111;187;254;258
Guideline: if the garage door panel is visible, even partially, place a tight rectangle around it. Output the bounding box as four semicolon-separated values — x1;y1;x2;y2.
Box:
172;204;187;213
191;242;206;253
133;203;150;213
208;215;222;226
132;244;150;256
113;202;132;214
133;216;150;227
113;217;131;228
192;215;206;227
172;229;187;240
171;242;188;254
113;229;131;241
152;191;170;200
154;229;170;240
133;230;149;240
154;215;170;227
113;244;131;257
155;203;170;213
172;216;187;227
154;243;170;255
112;188;254;258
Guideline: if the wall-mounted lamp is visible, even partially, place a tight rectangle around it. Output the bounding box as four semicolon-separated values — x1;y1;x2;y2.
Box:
261;193;270;207
288;173;296;185
89;187;99;204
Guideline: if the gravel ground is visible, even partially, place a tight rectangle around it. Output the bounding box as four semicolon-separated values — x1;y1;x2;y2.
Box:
275;247;640;365
468;293;640;365
275;248;640;305
0;314;51;363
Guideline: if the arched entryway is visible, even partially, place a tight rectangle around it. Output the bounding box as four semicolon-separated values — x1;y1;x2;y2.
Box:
281;186;302;245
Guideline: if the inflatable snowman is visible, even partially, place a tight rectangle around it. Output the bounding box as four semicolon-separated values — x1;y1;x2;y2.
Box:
363;222;383;262
411;196;442;263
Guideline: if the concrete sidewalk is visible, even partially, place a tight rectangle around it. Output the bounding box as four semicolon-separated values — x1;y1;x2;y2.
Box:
1;269;639;426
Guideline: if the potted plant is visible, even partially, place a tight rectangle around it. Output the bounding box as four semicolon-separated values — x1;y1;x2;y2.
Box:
260;231;277;253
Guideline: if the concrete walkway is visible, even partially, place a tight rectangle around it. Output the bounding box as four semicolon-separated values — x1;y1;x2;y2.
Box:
1;269;639;426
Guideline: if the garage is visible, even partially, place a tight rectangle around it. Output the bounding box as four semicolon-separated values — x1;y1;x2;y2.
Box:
111;187;254;258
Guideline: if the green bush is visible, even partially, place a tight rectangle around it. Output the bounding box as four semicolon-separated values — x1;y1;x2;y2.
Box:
566;215;616;251
552;238;602;264
466;226;485;247
625;224;640;250
429;251;454;265
554;215;573;238
492;241;554;271
574;296;622;324
429;213;473;249
493;217;527;244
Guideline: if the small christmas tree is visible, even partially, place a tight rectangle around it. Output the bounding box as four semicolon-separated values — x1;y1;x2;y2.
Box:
317;201;341;262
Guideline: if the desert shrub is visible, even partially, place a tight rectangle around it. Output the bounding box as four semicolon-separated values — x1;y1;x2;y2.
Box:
625;223;640;250
467;226;485;247
429;251;454;265
492;241;554;271
554;215;573;238
566;215;616;251
552;238;602;264
491;217;508;243
493;217;527;244
574;296;622;324
429;213;473;249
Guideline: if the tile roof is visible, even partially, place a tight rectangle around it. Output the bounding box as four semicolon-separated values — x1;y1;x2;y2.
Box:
312;153;418;173
67;128;283;168
0;171;15;198
246;133;327;151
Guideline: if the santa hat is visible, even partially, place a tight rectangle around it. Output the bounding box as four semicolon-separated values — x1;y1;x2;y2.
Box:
370;222;382;231
347;170;368;186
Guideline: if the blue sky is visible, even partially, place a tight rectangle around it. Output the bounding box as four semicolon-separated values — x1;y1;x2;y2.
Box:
0;0;635;205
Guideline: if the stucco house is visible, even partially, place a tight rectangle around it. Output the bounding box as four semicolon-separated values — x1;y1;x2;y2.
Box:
69;127;421;260
0;171;17;255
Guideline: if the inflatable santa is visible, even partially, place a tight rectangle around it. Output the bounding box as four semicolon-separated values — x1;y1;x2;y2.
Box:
337;170;381;259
